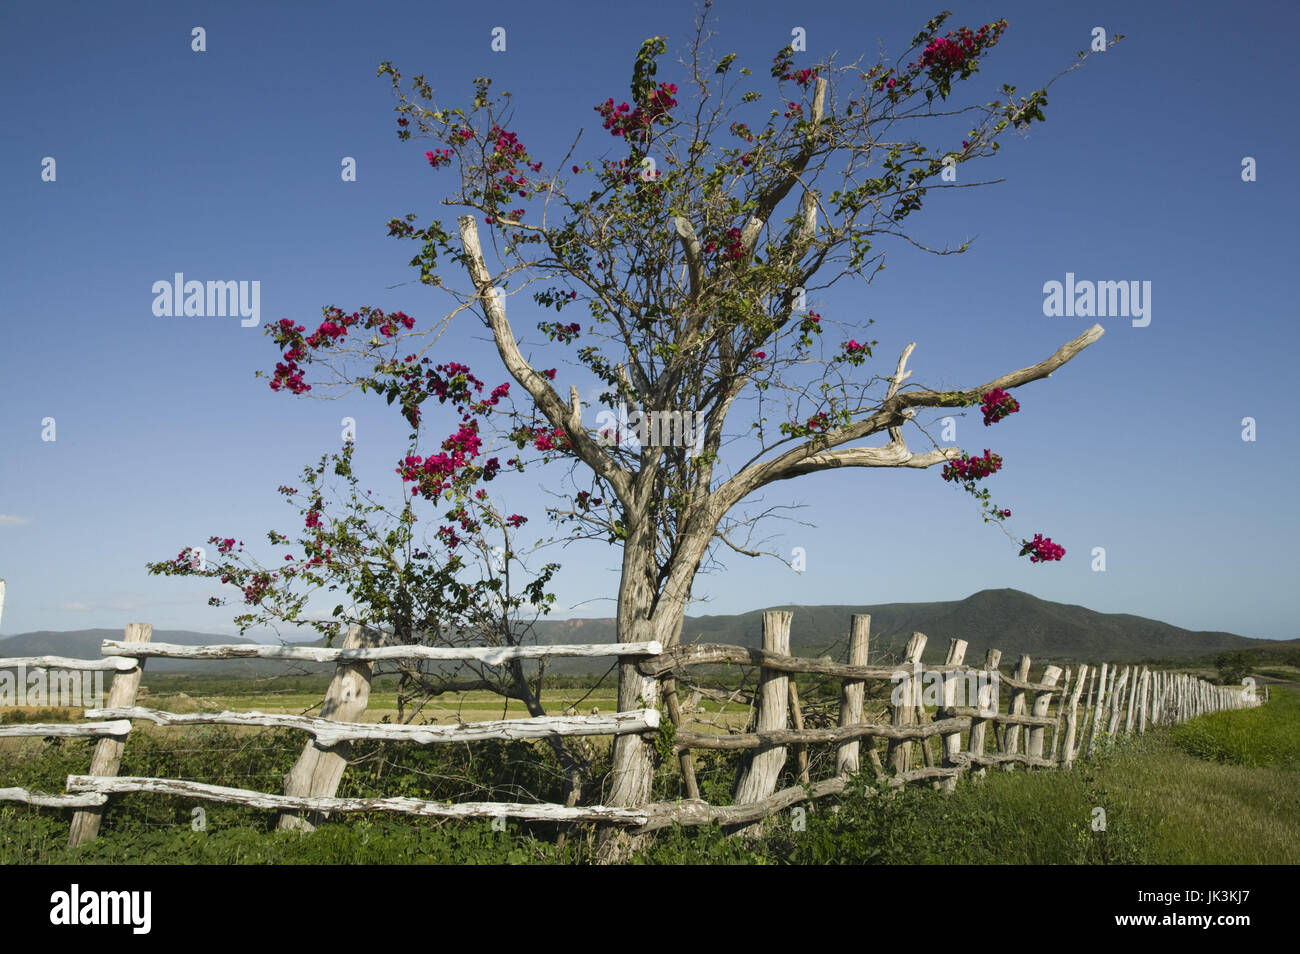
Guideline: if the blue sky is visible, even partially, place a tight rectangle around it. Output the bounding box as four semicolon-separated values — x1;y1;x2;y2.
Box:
1;0;1296;642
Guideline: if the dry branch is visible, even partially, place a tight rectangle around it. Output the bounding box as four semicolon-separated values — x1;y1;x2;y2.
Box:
675;716;970;751
0;655;136;672
641;644;1059;690
0;787;109;808
102;639;662;665
91;706;659;746
0;721;131;740
67;776;649;825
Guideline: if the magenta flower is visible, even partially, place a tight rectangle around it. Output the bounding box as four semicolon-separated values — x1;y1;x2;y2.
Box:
1020;533;1065;563
980;388;1020;426
941;449;1003;482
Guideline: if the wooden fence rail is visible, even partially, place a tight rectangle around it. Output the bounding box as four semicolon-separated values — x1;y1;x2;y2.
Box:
0;612;1264;846
100;639;662;665
87;705;658;745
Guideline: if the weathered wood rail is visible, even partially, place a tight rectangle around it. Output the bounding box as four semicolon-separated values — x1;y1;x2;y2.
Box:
1;624;668;841
0;613;1263;846
631;611;1259;831
65;776;650;825
100;639;662;665
87;705;658;745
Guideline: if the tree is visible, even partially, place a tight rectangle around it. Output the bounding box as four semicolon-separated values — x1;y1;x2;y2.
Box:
166;5;1116;833
146;406;600;802
1214;651;1252;687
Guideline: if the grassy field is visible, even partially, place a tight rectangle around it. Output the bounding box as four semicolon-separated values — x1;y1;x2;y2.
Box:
0;669;758;740
1;681;1294;864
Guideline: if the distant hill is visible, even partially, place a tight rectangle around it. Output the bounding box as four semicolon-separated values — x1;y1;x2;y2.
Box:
530;588;1296;665
2;590;1293;674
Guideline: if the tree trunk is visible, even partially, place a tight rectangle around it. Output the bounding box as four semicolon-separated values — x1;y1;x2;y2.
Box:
599;520;674;863
607;547;663;809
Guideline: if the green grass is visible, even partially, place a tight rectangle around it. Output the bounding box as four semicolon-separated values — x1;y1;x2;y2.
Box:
1170;684;1300;770
3;688;1295;864
0;811;577;865
640;693;1300;865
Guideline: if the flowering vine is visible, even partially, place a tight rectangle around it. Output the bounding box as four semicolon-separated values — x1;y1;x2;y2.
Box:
980;387;1020;426
941;392;1065;564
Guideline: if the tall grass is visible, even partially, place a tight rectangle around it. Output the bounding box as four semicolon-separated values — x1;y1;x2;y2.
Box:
3;689;1295;864
1170;685;1300;769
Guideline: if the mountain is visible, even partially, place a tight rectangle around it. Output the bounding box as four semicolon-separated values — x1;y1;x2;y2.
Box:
531;588;1295;665
3;591;1292;674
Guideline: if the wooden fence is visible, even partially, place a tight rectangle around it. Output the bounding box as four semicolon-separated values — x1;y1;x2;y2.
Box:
0;611;1263;845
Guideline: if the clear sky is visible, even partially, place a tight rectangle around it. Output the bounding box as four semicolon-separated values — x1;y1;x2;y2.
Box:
1;0;1296;641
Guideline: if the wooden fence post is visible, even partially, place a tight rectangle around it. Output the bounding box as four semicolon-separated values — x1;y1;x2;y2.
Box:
1001;654;1031;770
787;681;810;785
68;622;151;848
1123;666;1139;735
835;615;870;777
1049;666;1072;763
1079;664;1098;747
1106;666;1131;739
1060;663;1087;768
1026;666;1062;764
967;648;1001;781
278;623;379;831
887;633;927;776
1084;662;1110;759
733;610;793;817
939;638;968;792
1137;668;1149;734
661;674;701;801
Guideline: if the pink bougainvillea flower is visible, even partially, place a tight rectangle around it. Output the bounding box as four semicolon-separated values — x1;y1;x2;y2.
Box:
980;388;1020;426
1020;533;1065;563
